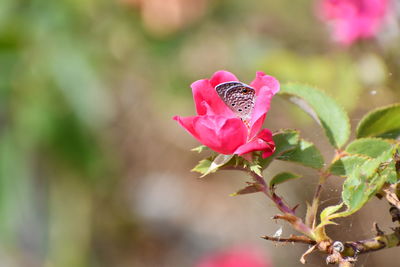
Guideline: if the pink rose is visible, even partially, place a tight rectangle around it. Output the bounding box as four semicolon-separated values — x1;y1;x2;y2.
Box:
318;0;390;45
173;71;278;158
195;246;272;267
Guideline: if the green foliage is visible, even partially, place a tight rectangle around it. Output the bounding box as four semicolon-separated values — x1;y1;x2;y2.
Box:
191;158;213;175
190;90;399;232
269;172;302;188
192;154;234;177
329;155;370;177
247;160;263;176
317;203;344;229
383;161;398;184
260;129;299;168
277;139;324;169
191;145;209;153
322;139;399;227
191;157;215;176
230;183;263;196
260;52;362;111
356;104;400;139
330;138;395;177
260;129;323;169
272;129;300;154
346;138;393;158
280;83;350;148
338;147;398;217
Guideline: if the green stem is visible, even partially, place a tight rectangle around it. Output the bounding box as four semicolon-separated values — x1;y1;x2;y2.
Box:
306;171;331;230
248;169;315;239
223;165;315;238
307;149;346;233
342;229;400;257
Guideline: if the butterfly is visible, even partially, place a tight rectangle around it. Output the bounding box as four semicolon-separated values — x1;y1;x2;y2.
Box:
215;81;256;121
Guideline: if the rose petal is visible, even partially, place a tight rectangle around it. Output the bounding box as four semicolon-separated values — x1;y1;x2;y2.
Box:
234;129;275;158
250;72;280;96
258;129;275;158
173;115;201;140
192;79;235;117
196;246;271;267
175;115;247;155
193;116;248;155
175;71;279;160
318;0;389;45
248;86;275;140
209;70;239;88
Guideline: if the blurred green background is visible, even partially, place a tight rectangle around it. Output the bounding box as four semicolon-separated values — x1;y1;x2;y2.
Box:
0;0;399;266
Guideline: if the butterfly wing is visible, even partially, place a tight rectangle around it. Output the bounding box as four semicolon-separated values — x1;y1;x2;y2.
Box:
215;81;256;120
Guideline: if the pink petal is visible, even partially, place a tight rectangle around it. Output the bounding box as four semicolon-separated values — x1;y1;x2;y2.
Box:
175;115;247;155
173;115;201;140
250;72;280;96
209;70;239;88
194;116;248;155
318;0;389;45
196;246;271;267
248;86;275;140
234;129;275;158
192;79;235;117
258;129;275;158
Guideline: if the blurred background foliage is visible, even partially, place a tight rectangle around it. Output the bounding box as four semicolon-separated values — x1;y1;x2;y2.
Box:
0;0;399;266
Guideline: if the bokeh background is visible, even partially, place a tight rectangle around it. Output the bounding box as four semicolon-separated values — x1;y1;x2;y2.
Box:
1;0;400;266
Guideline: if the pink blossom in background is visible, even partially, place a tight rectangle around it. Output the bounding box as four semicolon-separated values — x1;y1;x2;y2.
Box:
318;0;390;45
173;71;279;158
195;246;272;267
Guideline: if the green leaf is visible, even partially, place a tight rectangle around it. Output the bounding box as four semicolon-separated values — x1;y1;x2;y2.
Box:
277;139;324;169
243;156;263;176
346;138;393;158
259;129;300;169
202;154;234;177
272;129;300;154
380;161;398;184
356;103;400;139
280;83;350;148
191;145;208;153
230;183;263;196
340;147;398;216
191;158;213;175
329;155;371;177
314;203;344;241
320;203;344;221
248;161;262;177
191;154;234;177
260;129;323;170
269;172;302;188
316;203;344;229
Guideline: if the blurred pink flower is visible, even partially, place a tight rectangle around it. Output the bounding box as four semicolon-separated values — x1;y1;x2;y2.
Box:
195;246;272;267
318;0;390;45
173;71;279;158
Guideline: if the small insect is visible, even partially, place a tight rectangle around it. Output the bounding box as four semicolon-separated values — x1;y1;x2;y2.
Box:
215;81;256;121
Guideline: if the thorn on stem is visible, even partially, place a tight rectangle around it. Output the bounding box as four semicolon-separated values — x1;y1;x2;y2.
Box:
292;203;300;212
373;222;385;236
389;206;400;223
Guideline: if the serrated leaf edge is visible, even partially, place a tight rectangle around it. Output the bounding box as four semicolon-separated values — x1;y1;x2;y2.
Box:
356;103;400;138
276;137;325;169
280;82;351;149
329;154;373;177
269;171;302;188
